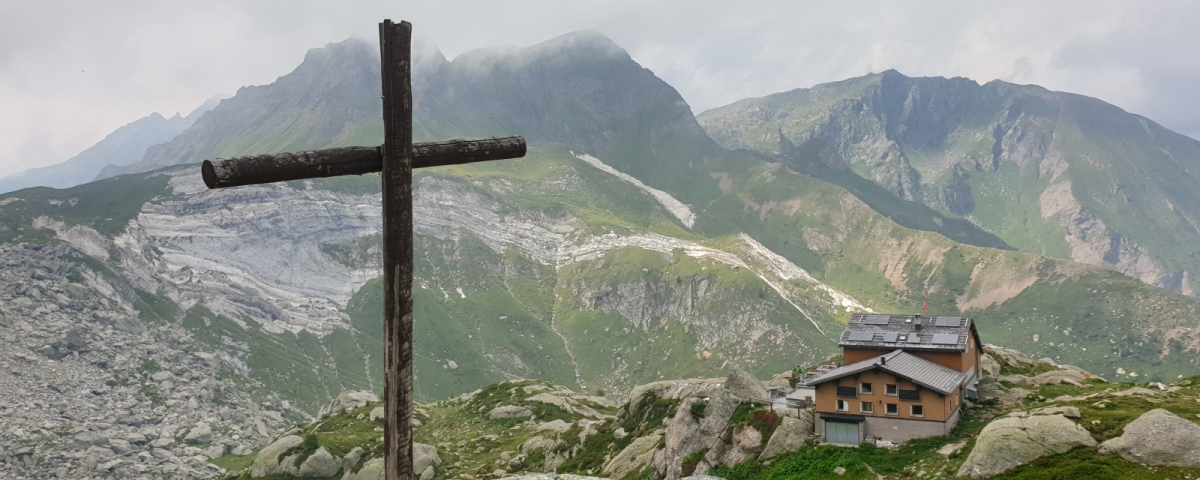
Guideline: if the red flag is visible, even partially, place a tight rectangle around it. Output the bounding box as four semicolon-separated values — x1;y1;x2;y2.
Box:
923;298;928;311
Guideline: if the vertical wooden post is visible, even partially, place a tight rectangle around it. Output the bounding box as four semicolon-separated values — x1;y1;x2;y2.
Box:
380;19;414;480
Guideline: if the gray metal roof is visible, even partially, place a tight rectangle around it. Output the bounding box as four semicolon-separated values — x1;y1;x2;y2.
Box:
838;314;979;352
801;350;969;396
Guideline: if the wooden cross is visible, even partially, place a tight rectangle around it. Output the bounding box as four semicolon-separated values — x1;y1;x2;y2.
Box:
200;20;525;480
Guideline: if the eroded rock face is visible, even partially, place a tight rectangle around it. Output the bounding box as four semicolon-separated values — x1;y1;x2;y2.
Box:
1098;409;1200;468
956;414;1097;479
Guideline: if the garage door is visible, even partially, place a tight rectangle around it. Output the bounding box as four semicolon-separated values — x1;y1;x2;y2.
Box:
826;421;859;445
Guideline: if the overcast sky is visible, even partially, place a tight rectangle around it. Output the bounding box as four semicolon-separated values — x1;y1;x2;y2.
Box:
2;1;1198;178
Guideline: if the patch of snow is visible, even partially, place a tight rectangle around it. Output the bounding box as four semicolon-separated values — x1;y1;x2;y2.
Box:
738;233;871;313
573;153;695;227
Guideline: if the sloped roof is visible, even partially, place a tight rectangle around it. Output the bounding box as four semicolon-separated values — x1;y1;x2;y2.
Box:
839;314;980;352
802;349;968;396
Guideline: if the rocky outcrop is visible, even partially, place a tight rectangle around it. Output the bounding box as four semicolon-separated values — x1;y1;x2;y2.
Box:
760;414;812;461
318;391;379;418
723;368;769;401
296;447;339;477
706;425;763;468
653;389;740;480
974;377;1029;407
1098;409;1200;468
956;414;1097;479
980;353;1000;377
251;435;304;477
342;457;384;480
490;405;534;419
604;434;661;479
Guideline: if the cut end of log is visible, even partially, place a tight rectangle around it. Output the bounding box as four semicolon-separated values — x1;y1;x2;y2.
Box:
201;160;217;189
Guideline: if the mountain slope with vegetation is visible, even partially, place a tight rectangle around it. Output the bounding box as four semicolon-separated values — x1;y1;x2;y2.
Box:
697;70;1200;296
4;29;1200;480
210;348;1200;480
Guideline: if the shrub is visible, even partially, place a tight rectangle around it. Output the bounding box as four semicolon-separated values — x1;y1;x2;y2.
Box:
302;434;319;451
748;409;781;439
690;400;707;420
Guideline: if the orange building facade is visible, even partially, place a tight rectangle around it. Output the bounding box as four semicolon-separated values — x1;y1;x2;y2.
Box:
804;315;982;444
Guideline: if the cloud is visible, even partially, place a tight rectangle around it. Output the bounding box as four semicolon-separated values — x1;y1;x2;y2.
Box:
2;1;1198;177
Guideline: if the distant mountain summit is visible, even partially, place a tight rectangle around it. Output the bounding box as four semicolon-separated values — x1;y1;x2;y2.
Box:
101;31;709;180
97;39;383;179
0;96;219;194
698;70;1200;294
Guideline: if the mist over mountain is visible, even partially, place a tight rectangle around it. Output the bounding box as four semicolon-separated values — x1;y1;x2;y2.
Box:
101;31;709;181
0;96;219;194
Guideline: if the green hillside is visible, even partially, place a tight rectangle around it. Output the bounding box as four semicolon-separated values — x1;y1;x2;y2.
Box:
5;32;1200;418
697;70;1200;296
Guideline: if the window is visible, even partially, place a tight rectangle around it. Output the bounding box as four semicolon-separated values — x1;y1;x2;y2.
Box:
885;384;898;396
860;383;873;395
885;403;898;415
836;386;858;398
836;400;849;412
911;405;924;417
860;402;873;414
899;389;920;401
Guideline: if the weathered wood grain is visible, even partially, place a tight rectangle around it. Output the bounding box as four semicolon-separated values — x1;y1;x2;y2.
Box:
380;19;415;480
201;136;524;189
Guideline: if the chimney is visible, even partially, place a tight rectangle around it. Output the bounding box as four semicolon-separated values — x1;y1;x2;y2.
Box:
914;315;922;330
881;356;887;365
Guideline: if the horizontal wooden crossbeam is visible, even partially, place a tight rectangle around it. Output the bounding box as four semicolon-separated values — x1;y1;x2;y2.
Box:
201;136;525;189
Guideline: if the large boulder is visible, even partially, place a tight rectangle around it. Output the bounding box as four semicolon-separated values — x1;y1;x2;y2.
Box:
604;433;662;479
760;413;812;460
250;435;304;477
343;457;384;480
413;443;441;475
296;447;339;477
490;405;533;419
318;390;379;418
183;423;214;445
956;414;1097;479
1098;409;1200;468
724;368;769;401
652;388;741;480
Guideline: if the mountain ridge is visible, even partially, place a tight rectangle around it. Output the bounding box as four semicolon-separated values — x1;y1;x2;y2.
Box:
698;69;1200;296
0;96;219;194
